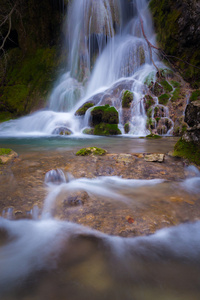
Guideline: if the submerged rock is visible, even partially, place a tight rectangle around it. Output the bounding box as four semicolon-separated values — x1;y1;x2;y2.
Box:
52;127;72;136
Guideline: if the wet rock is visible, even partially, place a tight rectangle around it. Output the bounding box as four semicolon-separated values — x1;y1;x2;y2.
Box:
150;82;164;97
0;149;18;164
75;102;94;116
52;127;72;136
144;154;165;162
122;90;133;108
184;100;200;127
45;169;66;185
90;104;119;126
183;124;200;144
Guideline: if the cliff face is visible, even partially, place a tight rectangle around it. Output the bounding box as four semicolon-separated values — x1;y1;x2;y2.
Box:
149;0;200;87
0;0;66;121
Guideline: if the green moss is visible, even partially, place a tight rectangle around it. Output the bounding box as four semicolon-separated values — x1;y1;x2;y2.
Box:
0;47;59;117
160;80;173;93
170;80;181;88
151;82;164;96
0;112;13;123
76;147;107;156
0;148;12;155
173;138;200;165
122;90;133;108
144;95;155;111
158;93;170;105
75;103;94;116
91;104;119;125
171;87;181;102
147;107;153;118
146;134;162;139
160;68;174;78
82;128;94;135
94;123;121;136
190;90;200;102
155;117;161;123
124;122;130;134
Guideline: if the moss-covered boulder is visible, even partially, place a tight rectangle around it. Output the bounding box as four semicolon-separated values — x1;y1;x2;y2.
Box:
91;104;119;126
124;122;130;134
173;139;200;165
122;90;133;108
0;148;18;164
94;123;121;136
75;103;94;116
82;128;94;135
76;147;107;156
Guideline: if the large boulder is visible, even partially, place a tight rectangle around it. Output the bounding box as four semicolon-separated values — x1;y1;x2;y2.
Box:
184;100;200;127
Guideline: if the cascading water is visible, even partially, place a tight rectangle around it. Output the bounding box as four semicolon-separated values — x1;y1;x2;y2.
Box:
0;0;172;137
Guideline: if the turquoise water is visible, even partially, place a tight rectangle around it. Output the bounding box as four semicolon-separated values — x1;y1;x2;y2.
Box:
0;136;178;154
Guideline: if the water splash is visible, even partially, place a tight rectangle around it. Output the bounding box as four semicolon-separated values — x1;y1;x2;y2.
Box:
0;0;173;137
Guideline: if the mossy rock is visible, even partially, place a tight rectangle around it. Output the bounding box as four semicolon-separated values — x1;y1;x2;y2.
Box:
91;104;119;126
52;127;72;136
75;103;94;116
146;134;162;139
124;122;130;134
0;148;12;155
190;90;200;102
150;82;164;97
0;148;18;164
82;128;94;135
160;80;173;93
144;72;155;87
173;138;200;165
171;87;181;103
170;80;181;88
158;94;170;105
94;123;121;136
122;90;133;108
144;95;155;112
76;147;107;156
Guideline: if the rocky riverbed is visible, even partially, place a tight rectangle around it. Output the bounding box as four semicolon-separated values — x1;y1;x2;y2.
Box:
1;148;200;238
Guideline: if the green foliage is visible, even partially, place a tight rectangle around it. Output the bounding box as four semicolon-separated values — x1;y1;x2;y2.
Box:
158;93;170;105
190;90;200;102
122;90;133;108
160;80;173;93
94;123;121;136
76;147;107;156
0;148;12;155
91;104;119;125
75;103;94;116
171;87;181;102
173;138;200;165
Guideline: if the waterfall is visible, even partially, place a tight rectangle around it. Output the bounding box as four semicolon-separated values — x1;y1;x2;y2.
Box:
0;0;172;137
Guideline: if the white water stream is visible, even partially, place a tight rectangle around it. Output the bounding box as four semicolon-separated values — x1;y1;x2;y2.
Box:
0;167;200;298
0;0;170;137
